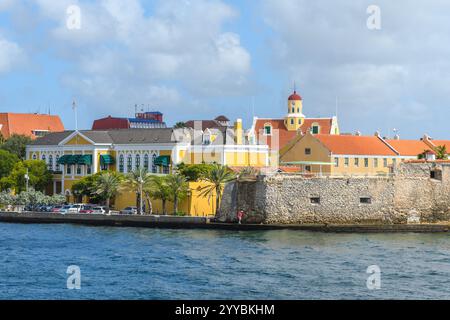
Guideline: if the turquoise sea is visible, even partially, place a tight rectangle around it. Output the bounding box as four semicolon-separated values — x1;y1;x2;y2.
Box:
0;222;449;299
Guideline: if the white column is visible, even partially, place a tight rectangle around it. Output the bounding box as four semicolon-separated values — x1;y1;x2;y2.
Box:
93;150;98;173
61;164;65;194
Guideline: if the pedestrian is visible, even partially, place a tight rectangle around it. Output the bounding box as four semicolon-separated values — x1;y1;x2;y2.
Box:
237;209;244;224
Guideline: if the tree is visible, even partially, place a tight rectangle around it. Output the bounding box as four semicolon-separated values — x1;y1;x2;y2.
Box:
198;164;236;216
0;134;32;159
5;160;52;193
0;150;18;179
174;122;187;129
0;191;16;207
145;175;170;215
177;163;215;181
71;172;105;203
120;168;153;214
91;172;122;211
435;145;448;160
16;188;46;208
166;173;189;214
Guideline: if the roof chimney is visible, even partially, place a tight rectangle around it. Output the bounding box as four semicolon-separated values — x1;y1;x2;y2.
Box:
355;130;361;136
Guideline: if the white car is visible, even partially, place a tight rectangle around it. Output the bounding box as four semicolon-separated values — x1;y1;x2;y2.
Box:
91;206;106;214
67;204;83;213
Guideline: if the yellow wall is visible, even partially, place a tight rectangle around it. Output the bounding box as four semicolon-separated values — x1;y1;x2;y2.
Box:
285;99;304;131
64;135;92;145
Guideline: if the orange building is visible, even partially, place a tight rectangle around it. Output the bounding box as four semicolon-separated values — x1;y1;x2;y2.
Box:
0;113;64;139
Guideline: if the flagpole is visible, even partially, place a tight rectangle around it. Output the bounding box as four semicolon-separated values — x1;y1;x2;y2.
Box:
72;99;78;132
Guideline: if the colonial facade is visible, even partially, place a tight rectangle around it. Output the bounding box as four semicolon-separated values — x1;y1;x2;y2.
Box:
279;133;432;175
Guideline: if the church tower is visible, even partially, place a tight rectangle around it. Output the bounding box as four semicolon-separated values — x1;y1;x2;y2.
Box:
285;90;305;131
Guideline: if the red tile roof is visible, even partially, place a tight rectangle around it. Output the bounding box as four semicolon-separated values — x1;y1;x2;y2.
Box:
385;139;431;156
315;134;397;156
92;116;129;130
427;140;450;152
254;118;333;150
288;91;302;101
0;113;64;139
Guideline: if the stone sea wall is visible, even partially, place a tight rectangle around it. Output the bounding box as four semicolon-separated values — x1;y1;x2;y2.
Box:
219;162;450;224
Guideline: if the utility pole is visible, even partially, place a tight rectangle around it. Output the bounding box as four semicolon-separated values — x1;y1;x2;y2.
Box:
72;99;78;132
138;169;144;215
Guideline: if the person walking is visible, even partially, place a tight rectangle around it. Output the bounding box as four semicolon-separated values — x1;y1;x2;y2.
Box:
237;209;245;224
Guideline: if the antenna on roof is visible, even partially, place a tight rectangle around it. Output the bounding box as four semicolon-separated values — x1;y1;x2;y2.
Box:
72;99;78;132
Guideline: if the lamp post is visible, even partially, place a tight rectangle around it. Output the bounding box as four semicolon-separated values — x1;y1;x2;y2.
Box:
24;169;29;192
138;170;144;215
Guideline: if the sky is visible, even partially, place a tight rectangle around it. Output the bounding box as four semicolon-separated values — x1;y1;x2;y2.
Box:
0;0;449;139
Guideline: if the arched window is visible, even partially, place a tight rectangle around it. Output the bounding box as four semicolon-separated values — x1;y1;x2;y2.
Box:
152;154;157;173
127;154;132;172
55;155;60;171
135;154;140;169
144;154;149;171
32;154;37;160
42;154;46;162
119;154;124;173
48;155;53;171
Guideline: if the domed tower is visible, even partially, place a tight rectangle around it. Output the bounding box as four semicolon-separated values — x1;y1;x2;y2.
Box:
285;90;305;131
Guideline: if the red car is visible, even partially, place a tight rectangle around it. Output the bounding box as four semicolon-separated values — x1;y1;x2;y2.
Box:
79;205;94;214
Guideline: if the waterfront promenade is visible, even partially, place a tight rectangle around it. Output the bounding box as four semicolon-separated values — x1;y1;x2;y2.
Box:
0;211;448;233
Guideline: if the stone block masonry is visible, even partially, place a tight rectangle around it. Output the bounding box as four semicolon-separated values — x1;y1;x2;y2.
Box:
219;162;450;224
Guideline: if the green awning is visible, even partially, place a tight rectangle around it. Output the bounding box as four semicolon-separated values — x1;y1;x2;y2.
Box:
57;154;92;165
154;155;170;166
100;154;115;165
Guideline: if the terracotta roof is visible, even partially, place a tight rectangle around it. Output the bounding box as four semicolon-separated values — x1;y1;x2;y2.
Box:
214;115;230;122
0;113;64;139
288;91;302;101
385;139;431;156
427;140;450;152
254;118;333;150
315;134;397;156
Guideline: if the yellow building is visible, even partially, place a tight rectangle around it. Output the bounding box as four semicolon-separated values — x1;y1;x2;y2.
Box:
26;125;269;214
280;133;409;175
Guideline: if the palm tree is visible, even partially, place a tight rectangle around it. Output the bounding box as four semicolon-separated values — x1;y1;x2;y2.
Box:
145;175;170;215
174;122;186;128
198;163;236;216
435;145;448;160
91;172;121;212
166;173;189;214
121;168;153;214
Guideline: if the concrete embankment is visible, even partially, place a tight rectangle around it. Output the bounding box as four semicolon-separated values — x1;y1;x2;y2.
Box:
0;212;449;233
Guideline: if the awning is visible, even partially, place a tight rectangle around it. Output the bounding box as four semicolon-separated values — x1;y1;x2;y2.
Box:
154;155;170;166
100;154;115;165
57;154;92;165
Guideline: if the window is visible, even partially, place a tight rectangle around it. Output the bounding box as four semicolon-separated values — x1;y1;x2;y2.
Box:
144;154;149;171
48;155;53;171
298;119;301;124
383;158;388;167
374;158;378;168
311;126;319;134
135;154;141;169
32;154;37;160
360;197;372;204
86;165;92;175
334;157;339;167
305;165;311;172
127;154;132;172
291;107;295;113
310;197;320;204
297;108;300;113
344;157;349;167
66;165;72;175
119;155;124;173
42;154;46;162
152;154;157;173
354;158;359;167
364;158;369;168
76;165;82;175
163;166;170;174
290;119;294;125
392;158;397;166
264;125;272;136
55;155;60;171
305;148;311;155
430;170;442;180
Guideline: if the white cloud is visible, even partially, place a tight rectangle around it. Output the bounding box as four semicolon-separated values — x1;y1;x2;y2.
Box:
21;0;252;121
0;35;25;73
262;0;450;137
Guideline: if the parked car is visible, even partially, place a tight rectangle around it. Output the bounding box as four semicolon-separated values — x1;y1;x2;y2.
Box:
41;205;53;212
91;206;106;214
59;205;73;214
67;204;83;213
79;205;94;214
120;206;137;215
52;205;63;213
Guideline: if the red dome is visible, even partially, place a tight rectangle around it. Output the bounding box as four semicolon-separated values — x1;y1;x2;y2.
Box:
288;91;302;101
